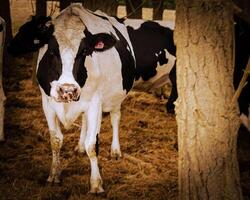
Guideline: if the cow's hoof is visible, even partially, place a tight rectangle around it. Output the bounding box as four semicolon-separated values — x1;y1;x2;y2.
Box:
166;103;175;114
74;143;85;154
90;178;104;193
111;148;122;160
47;175;60;184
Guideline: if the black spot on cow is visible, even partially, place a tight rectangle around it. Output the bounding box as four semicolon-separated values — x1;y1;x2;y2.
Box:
73;36;88;88
127;21;176;81
0;24;3;32
73;28;117;88
113;26;136;93
7;16;54;56
37;36;62;96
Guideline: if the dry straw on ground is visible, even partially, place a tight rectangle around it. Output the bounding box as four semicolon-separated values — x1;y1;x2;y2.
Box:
0;1;250;199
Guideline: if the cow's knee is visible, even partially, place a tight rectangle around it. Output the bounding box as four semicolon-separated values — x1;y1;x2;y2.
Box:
85;143;97;158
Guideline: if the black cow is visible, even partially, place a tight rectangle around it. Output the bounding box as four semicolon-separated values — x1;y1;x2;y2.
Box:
8;16;53;56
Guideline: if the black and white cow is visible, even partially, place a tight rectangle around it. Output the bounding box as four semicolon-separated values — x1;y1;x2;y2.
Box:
124;19;176;102
114;17;177;113
8;5;136;193
122;16;250;131
0;16;6;142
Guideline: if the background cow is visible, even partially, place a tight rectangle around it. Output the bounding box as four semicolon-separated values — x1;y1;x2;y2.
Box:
114;17;177;113
234;16;250;131
8;5;136;193
0;16;6;142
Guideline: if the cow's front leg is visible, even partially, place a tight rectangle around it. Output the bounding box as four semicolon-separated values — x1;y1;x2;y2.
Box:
42;98;63;183
110;109;121;159
75;114;87;153
47;126;63;183
85;94;104;193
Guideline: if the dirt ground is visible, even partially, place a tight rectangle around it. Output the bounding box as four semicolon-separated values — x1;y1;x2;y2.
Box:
0;1;250;200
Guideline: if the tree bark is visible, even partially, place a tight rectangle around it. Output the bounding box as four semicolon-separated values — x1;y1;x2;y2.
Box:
0;0;12;65
125;0;142;19
0;17;6;141
175;0;243;199
36;0;47;16
152;0;164;20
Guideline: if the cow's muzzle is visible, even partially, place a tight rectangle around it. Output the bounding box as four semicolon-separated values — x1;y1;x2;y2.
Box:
57;83;80;103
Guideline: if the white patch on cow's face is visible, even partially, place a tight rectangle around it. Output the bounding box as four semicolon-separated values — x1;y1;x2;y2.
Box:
59;49;75;83
49;48;81;102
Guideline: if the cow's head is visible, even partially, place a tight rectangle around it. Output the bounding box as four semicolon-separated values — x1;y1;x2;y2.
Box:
8;16;54;56
37;27;116;103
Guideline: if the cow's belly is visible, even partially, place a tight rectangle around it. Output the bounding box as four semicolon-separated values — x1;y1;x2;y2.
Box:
102;90;127;112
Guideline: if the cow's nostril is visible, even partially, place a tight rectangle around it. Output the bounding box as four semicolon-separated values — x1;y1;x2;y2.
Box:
59;86;64;93
58;84;80;102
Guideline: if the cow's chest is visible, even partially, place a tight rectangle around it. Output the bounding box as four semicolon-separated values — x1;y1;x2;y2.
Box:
49;99;87;129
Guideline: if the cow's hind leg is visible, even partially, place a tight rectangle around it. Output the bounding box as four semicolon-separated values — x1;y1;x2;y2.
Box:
110;108;121;159
85;94;104;193
75;113;87;153
166;64;177;114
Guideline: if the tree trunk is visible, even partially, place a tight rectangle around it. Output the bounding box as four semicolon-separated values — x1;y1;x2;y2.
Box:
60;0;71;11
36;0;47;16
0;0;12;65
125;0;142;19
83;0;118;15
0;17;6;141
175;0;243;199
152;0;164;20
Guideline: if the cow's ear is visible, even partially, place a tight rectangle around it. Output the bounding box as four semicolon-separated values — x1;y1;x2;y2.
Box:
91;33;116;52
